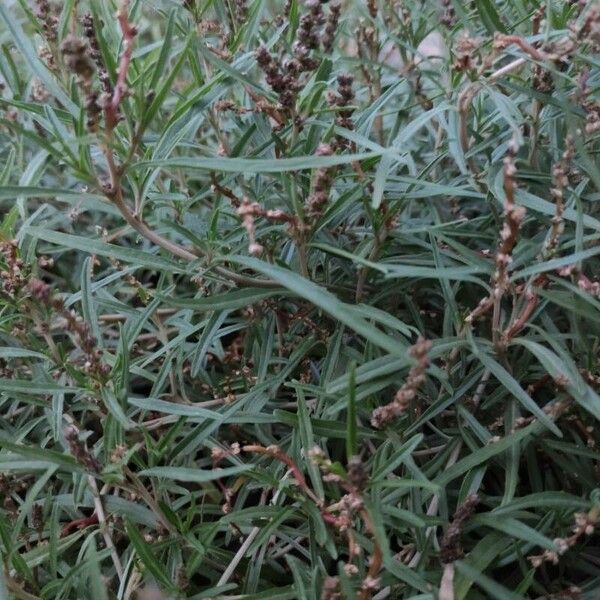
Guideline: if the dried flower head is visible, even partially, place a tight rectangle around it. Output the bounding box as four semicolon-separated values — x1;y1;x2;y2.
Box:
322;3;341;53
440;494;479;563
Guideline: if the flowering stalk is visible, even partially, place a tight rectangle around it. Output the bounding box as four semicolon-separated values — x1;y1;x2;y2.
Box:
322;3;341;53
466;140;526;335
371;337;432;428
502;137;574;341
529;505;600;568
305;143;335;221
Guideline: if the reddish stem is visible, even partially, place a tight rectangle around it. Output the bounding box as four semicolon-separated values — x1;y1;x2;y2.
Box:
495;34;548;62
242;445;322;506
61;512;99;537
105;2;137;130
503;291;538;340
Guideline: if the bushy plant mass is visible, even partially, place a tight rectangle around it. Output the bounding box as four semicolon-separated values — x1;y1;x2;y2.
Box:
1;0;600;598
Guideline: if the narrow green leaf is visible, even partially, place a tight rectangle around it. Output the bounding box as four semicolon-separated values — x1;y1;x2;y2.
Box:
139;465;252;482
473;346;561;436
346;362;357;461
225;256;406;356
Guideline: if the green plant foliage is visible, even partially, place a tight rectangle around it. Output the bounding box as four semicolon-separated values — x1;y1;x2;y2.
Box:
1;0;600;598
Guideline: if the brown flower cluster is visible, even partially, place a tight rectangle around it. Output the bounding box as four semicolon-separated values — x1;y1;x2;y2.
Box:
60;35;94;80
496;141;526;295
321;576;341;600
34;0;58;42
467;140;526;323
294;0;326;71
328;73;356;141
234;0;248;24
453;32;483;73
577;69;600;135
3;244;100;381
322;3;341;53
256;46;300;109
440;494;479;563
81;13;112;95
305;143;334;220
371;337;432;428
64;425;102;473
27;277;110;379
309;449;381;597
440;0;455;28
544;137;574;255
576;3;600;51
1;240;27;296
60;34;103;132
257;1;341;112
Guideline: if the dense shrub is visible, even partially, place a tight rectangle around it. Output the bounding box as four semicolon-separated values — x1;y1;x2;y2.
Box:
1;0;600;598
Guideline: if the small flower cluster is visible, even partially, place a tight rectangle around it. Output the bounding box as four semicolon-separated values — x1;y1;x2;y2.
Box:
256;1;322;107
467;141;525;323
302;73;354;222
256;46;301;109
60;34;103;132
237;197;298;256
328;74;355;144
294;0;326;71
440;494;480;563
81;13;112;95
320;576;341;600
440;0;456;27
576;3;600;51
367;0;377;19
557;264;600;297
529;506;600;568
305;143;334;220
60;35;95;81
310;449;381;593
322;3;341;53
371;337;432;428
27;277;110;378
64;425;102;473
544;137;574;255
577;69;600;135
1;240;27;296
234;0;248;24
257;1;341;113
346;456;368;490
576;271;600;296
34;0;58;42
495;142;526;287
31;79;50;103
453;32;481;73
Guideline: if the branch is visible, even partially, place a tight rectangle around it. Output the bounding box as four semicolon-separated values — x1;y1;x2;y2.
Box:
105;2;137;131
